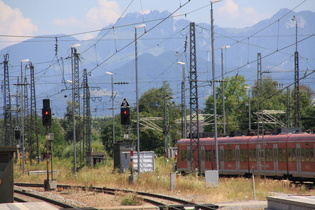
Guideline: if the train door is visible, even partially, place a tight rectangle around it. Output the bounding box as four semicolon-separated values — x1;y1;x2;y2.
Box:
200;146;205;172
296;144;301;176
236;145;240;173
273;144;278;175
256;144;263;175
220;146;224;171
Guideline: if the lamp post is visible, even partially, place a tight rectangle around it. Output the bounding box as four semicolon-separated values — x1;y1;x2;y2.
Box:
135;24;145;179
106;72;115;144
178;61;187;139
20;58;29;174
211;0;223;171
220;45;230;136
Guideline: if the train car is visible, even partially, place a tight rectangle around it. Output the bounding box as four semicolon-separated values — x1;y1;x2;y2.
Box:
176;133;315;182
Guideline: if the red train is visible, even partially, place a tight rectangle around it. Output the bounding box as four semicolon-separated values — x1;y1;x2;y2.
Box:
176;133;315;182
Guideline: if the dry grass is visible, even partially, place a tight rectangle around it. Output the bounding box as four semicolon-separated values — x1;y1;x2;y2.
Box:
14;157;315;204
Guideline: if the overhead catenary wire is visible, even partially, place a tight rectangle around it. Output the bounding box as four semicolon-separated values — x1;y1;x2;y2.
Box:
1;0;313;112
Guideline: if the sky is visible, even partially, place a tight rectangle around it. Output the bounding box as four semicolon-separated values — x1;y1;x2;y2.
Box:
0;0;314;50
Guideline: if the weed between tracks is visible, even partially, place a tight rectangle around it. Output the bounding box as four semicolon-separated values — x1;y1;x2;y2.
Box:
14;157;315;204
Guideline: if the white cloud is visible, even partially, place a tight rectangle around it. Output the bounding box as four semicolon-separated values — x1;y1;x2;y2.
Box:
217;0;270;28
86;0;120;27
219;0;239;19
52;0;120;39
0;1;37;50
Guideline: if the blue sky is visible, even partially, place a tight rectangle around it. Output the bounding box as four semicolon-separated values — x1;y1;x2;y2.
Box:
0;0;314;50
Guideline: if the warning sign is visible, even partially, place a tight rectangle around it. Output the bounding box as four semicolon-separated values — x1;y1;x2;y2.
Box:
120;98;130;107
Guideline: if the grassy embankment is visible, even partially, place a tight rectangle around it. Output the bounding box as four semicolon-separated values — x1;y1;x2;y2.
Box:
14;157;315;204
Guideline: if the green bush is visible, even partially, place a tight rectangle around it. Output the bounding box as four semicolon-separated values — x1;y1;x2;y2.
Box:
120;193;143;205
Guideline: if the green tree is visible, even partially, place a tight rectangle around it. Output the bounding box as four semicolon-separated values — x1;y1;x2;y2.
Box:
295;89;315;130
251;76;288;130
101;117;124;156
135;82;181;156
204;75;248;135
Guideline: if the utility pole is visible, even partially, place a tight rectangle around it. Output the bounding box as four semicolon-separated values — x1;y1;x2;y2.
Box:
257;53;265;177
20;59;29;174
164;96;174;159
106;72;115;145
178;61;187;139
220;45;230;136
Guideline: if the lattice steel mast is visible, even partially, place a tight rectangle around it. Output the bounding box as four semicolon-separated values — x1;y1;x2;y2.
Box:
189;22;200;174
82;69;91;165
2;54;13;146
30;63;39;163
71;46;81;172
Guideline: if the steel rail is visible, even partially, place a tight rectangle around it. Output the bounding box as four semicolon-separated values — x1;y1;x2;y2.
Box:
15;183;218;209
14;189;81;209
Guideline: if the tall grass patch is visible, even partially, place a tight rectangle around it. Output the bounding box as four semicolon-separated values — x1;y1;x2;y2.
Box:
14;157;315;204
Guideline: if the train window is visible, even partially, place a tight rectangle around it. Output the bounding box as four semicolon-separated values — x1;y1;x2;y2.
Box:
181;150;187;161
307;148;311;162
303;148;307;162
302;148;311;162
249;149;256;161
240;150;247;161
231;150;235;161
300;148;305;162
265;149;269;161
288;148;296;161
205;150;211;161
265;149;273;161
279;149;286;162
224;149;235;161
304;148;310;162
224;150;228;161
310;148;314;162
293;148;296;161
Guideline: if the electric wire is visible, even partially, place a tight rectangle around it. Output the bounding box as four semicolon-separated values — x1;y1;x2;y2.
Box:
2;0;314;112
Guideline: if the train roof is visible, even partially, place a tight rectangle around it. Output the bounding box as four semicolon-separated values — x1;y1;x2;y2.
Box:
177;133;315;144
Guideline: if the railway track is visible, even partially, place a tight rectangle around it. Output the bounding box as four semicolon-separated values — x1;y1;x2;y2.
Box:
15;183;218;209
14;189;78;209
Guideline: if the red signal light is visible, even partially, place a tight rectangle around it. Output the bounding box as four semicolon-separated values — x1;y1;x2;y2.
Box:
121;107;130;125
42;108;52;126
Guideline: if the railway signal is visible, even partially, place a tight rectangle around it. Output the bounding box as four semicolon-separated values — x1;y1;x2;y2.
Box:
42;99;52;127
120;98;130;125
121;107;130;125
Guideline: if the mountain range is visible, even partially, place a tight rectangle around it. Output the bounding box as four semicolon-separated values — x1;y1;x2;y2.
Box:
1;8;314;117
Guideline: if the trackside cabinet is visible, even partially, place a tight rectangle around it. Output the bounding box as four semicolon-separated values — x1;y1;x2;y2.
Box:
114;141;132;172
0;146;16;203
